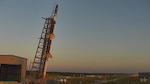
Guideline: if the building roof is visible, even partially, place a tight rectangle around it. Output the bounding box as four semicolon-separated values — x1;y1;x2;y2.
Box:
0;55;28;60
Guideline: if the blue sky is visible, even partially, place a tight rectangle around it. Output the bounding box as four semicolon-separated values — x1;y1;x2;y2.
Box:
0;0;150;73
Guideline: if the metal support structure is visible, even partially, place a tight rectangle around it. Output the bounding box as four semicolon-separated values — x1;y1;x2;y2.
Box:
30;4;58;79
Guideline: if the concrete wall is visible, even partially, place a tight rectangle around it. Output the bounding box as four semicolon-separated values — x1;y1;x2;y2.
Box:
0;55;27;83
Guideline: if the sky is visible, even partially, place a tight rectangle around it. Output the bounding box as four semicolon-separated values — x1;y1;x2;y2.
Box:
0;0;150;73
